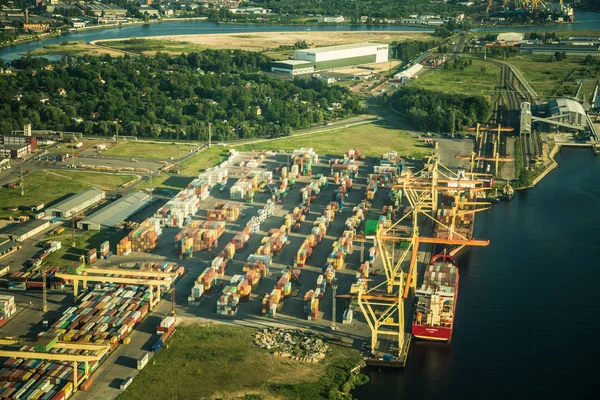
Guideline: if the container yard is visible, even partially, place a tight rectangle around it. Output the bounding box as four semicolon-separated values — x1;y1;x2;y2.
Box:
0;140;493;398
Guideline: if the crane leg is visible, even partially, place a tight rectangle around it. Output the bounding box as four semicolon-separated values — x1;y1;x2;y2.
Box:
73;361;78;392
73;279;78;299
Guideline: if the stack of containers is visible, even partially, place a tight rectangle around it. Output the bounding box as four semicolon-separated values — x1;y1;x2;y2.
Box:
261;170;273;184
231;275;252;301
232;223;252;250
303;290;319;321
243;260;267;280
346;148;364;160
212;256;227;276
100;241;110;258
343;305;355;324
366;178;378;201
157;315;175;336
128;220;159;253
217;286;240;315
198;267;218;292
230;179;254;202
261;288;282;318
262;227;289;256
207;203;240;222
86;249;97;264
116;237;131;256
200;166;228;188
330;158;358;178
155;191;199;228
222;242;236;260
6;284;155;395
187;178;210;200
0;295;16;325
187;283;204;305
245;269;261;288
291;148;318;176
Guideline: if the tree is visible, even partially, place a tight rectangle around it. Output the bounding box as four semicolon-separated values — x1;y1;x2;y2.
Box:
480;66;487;74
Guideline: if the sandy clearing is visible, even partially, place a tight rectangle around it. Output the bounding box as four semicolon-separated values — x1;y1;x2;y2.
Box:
96;31;432;51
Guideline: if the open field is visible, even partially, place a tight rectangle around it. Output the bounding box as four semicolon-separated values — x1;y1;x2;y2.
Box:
411;57;502;97
503;54;598;97
0;170;136;219
103;142;199;160
26;41;130;58
237;122;428;158
179;146;229;176
43;228;126;267
120;324;364;400
97;31;433;55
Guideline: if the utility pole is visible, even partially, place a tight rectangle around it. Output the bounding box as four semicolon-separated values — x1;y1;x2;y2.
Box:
331;279;338;330
208;123;212;148
115;121;119;144
20;165;24;196
42;266;47;313
71;215;76;248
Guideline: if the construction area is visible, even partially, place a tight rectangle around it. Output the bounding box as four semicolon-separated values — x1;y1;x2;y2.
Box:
0;138;499;398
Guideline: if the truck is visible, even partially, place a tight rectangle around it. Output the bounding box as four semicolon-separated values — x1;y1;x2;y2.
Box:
31;203;44;212
120;376;133;391
137;353;149;370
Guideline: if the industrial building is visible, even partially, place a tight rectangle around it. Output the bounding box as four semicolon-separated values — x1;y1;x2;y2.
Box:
394;63;424;80
271;43;389;75
547;98;587;126
46;188;106;219
0;240;20;259
519;43;600;56
77;192;153;230
3;219;50;242
0;135;37;159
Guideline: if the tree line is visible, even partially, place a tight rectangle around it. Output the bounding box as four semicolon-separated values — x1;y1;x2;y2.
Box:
1;50;363;141
391;40;442;62
391;86;491;133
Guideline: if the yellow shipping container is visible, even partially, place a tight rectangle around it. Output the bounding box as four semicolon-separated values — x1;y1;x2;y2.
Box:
123;337;131;345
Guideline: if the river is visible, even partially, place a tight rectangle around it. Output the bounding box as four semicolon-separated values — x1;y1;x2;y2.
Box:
353;148;600;399
1;11;599;62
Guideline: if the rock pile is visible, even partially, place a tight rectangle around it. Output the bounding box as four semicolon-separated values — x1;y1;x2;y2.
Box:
253;328;329;363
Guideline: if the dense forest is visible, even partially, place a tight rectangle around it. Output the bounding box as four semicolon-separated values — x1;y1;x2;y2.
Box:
246;0;469;21
0;50;363;141
391;87;491;133
391;40;443;62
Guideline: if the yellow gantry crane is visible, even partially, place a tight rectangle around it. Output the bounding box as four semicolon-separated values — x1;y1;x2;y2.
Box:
353;154;491;361
0;338;108;393
462;123;515;174
55;267;178;308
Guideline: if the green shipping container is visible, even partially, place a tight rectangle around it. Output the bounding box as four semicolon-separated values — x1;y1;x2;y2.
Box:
364;220;380;236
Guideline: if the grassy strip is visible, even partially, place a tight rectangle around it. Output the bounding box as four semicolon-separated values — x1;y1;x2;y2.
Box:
120;325;366;400
103;142;199;160
238;122;428;159
0;171;136;219
43;229;127;267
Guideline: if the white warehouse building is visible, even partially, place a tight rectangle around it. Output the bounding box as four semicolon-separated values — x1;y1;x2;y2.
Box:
271;42;388;75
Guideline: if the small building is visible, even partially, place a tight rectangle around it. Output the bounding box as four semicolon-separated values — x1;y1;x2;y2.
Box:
3;219;50;242
318;16;345;23
271;60;315;75
23;23;50;33
71;19;88;29
137;6;160;17
46;188;106;219
519;43;600;56
0;240;21;259
394;63;424;80
77;192;152;230
229;7;271;14
0;158;10;171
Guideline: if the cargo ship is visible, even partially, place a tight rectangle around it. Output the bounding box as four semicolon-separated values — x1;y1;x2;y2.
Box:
412;254;459;342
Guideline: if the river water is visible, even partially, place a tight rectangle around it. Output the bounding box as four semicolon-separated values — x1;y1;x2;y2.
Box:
354;148;600;399
1;11;599;61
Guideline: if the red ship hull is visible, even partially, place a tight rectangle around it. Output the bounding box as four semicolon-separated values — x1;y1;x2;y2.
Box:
411;324;453;341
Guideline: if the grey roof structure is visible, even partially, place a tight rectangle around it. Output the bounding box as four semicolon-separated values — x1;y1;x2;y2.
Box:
549;98;586;117
0;240;20;254
78;192;152;229
300;42;386;53
2;219;49;237
47;188;105;214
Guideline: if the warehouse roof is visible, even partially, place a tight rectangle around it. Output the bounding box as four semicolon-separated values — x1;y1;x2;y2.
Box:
497;32;524;42
79;191;152;228
2;219;49;237
47;188;105;212
549;98;586;117
300;42;387;53
0;240;20;254
276;60;315;66
520;43;600;51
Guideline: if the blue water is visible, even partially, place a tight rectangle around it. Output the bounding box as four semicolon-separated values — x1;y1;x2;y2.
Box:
1;11;599;62
354;148;600;399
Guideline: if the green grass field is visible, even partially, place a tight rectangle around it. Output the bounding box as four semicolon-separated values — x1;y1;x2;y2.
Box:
504;54;598;97
103;142;199;160
237;122;428;158
0;171;136;219
179;146;229;176
120;325;365;400
411;57;502;98
43;228;127;267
